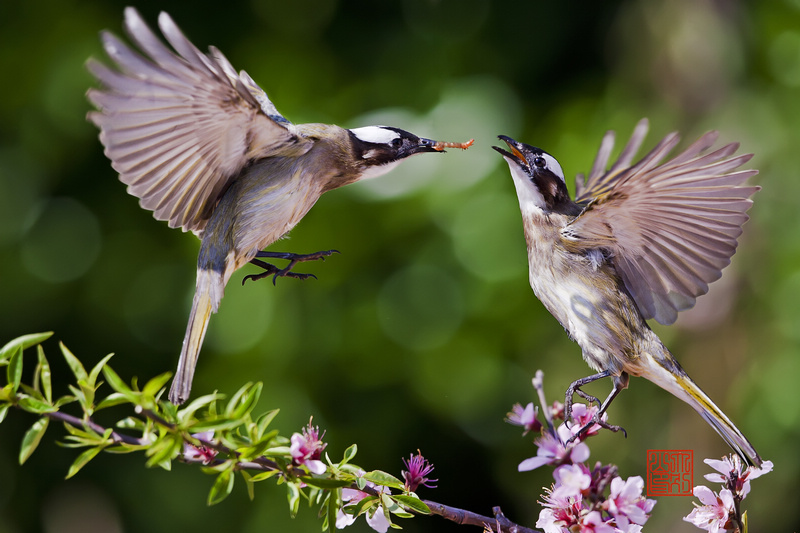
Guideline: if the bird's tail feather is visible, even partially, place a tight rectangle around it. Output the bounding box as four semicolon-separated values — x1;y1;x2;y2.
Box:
644;354;762;467
168;269;221;404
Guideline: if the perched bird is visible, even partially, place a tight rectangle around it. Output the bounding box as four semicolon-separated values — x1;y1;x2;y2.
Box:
494;119;763;466
87;8;473;404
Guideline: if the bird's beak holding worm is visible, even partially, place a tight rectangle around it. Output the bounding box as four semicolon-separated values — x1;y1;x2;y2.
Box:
418;137;475;155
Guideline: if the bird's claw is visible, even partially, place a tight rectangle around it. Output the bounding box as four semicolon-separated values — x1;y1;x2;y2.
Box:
565;414;627;445
564;386;601;422
243;250;339;285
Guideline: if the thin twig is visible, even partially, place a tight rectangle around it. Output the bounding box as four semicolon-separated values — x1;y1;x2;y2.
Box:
422;500;540;533
532;370;554;434
42;409;145;446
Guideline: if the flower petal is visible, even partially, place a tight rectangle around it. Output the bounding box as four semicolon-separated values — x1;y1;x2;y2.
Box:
366;508;391;533
693;485;718;506
519;456;553;471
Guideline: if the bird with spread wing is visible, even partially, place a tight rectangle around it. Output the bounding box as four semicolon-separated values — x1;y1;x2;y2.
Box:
87;8;472;404
494;119;763;466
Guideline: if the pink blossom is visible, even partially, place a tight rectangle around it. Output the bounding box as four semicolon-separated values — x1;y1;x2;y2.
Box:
552;463;591;499
401;451;437;492
506;402;542;435
550;401;565;420
535;507;565;533
536;489;583;533
182;431;218;465
336;476;390;532
290;420;327;475
578;510;617;533
605;476;655;529
683;486;735;533
519;424;590;471
567;403;606;438
704;455;773;498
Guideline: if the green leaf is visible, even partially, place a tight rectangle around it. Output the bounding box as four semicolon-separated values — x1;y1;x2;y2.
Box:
7;346;23;393
255;409;279;440
226;382;262;419
0;403;9;424
178;393;223;423
66;446;104;479
349;495;378;517
188;417;244;433
392;494;431;515
208;468;235;506
249;470;280;483
342;444;358;464
363;470;404;490
145;435;182;468
142;372;172;399
18;396;56;414
241;470;256;501
0;332;53;362
101;366;135;399
95;392;130;411
88;353;115;389
19;417;49;464
299;477;352;489
54;394;78;409
67;384;86;411
60;342;87;382
326;492;337;533
36;346;52;403
287;482;301;518
239;431;279;461
380;494;397;526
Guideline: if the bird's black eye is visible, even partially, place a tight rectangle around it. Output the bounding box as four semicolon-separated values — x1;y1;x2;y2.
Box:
533;156;546;168
391;138;403;148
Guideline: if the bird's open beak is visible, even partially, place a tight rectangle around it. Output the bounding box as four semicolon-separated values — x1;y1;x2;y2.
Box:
493;136;529;171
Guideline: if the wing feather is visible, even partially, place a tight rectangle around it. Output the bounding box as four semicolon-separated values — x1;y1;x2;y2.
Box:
564;120;759;324
87;7;301;234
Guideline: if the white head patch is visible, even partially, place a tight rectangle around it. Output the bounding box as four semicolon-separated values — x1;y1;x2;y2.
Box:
540;153;565;182
350;126;400;145
504;157;548;211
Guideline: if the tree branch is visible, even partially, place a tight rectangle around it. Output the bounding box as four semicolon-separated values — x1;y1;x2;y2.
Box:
42;409;145;446
22;403;542;533
422;500;540;533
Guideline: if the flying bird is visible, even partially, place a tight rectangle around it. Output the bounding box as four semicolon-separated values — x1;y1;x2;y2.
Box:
87;8;473;404
494;119;762;466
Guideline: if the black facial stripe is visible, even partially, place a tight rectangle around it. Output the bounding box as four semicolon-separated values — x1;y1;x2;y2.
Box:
533;170;572;211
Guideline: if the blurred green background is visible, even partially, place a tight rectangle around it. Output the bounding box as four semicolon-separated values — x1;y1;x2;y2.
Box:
1;0;798;532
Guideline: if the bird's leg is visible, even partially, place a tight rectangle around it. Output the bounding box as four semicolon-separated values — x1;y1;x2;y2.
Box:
564;370;611;419
242;250;340;285
565;372;629;443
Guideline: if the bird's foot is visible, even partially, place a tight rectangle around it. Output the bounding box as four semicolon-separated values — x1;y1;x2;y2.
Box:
564;373;608;421
566;415;627;445
242;250;340;285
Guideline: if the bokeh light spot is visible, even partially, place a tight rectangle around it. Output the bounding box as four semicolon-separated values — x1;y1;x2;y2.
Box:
449;192;527;282
769;31;800;87
21;197;101;283
207;282;274;354
123;262;187;350
377;263;463;351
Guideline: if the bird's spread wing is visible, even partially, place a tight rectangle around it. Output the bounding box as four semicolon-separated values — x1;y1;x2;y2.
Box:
563;118;759;325
87;8;302;234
